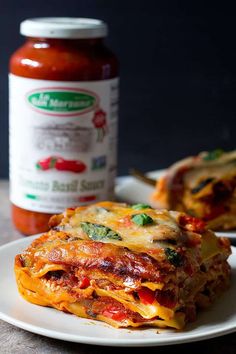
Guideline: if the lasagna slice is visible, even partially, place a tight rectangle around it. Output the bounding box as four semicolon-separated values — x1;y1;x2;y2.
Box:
151;150;236;230
15;201;231;329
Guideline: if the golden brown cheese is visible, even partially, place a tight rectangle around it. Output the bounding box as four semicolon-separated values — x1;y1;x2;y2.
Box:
50;202;182;252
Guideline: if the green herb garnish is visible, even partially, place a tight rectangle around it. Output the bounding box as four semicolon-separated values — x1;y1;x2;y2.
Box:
131;213;153;226
131;203;152;210
81;222;122;241
165;248;183;267
203;149;224;161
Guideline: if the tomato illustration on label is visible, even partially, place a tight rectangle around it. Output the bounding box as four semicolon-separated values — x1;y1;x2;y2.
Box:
36;156;86;173
92;109;107;142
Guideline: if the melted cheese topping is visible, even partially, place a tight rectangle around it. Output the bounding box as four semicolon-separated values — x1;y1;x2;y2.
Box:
59;202;181;253
56;202;223;261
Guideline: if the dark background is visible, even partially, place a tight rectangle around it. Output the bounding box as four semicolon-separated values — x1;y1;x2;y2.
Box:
1;1;236;178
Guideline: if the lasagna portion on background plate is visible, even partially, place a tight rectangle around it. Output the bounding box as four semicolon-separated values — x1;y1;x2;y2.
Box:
151;150;236;230
15;202;231;329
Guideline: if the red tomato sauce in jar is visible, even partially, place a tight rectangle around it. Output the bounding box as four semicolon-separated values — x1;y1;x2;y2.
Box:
9;18;119;235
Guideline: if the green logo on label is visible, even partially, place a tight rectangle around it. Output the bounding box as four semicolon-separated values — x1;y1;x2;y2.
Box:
27;89;97;115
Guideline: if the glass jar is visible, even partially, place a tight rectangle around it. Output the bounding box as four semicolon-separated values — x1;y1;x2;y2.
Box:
9;18;119;235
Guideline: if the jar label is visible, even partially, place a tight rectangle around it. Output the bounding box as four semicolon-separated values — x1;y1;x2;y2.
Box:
9;74;119;213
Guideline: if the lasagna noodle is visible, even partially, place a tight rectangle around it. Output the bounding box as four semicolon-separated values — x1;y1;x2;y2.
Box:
15;264;183;328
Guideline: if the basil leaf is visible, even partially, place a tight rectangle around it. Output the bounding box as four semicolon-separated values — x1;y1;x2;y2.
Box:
81;222;122;241
131;203;152;210
165;248;183;267
191;177;214;194
203;149;224;161
131;213;153;226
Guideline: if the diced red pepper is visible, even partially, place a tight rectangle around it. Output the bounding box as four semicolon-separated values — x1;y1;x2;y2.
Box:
78;276;90;289
102;305;127;322
137;287;156;305
179;214;206;233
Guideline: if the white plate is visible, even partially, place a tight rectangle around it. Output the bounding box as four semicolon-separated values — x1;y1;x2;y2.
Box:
0;236;235;346
116;170;236;240
116;170;164;205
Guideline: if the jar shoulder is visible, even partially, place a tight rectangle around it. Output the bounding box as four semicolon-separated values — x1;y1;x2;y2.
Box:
10;42;119;80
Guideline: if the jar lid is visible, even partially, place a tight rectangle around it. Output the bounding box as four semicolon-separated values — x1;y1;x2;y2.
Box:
20;17;108;39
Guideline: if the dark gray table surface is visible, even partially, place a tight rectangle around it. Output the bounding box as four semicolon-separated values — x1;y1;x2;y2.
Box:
0;180;235;354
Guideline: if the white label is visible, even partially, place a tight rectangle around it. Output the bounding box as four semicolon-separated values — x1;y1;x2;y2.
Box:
9;74;119;213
